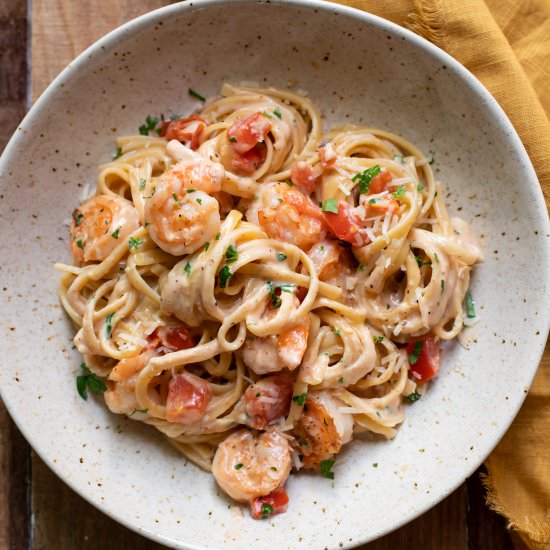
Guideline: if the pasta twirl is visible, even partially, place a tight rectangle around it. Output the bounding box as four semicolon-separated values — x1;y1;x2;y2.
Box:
56;84;482;519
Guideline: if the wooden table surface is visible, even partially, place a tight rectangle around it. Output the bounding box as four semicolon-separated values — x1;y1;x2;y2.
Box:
0;1;532;548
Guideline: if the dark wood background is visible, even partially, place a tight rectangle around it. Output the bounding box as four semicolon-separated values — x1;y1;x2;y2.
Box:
0;0;529;548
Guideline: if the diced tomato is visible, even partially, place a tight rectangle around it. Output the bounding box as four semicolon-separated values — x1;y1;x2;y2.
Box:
160;325;195;351
406;335;441;382
250;487;289;519
291;162;319;193
227;112;272;155
368;171;392;195
245;374;293;430
160;116;207;150
323;201;368;247
165;372;211;424
231;143;266;174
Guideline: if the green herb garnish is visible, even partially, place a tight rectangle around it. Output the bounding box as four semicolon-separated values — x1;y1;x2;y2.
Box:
196;198;202;205
76;363;107;400
225;245;238;263
415;255;431;267
417;183;424;192
292;393;307;406
273;108;282;119
322;198;339;213
465;291;476;318
229;136;237;142
392;185;406;198
184;262;192;276
128;237;143;250
111;228;120;239
405;391;421;403
113;147;123;159
72;209;84;226
172;193;181;205
441;279;445;291
408;341;422;365
373;335;384;343
352;165;381;194
76;239;84;249
219;265;232;288
105;312;114;338
139;178;146;191
188;88;206;102
234;463;244;470
276;252;287;261
139;115;159;136
261;503;273;519
320;459;335;479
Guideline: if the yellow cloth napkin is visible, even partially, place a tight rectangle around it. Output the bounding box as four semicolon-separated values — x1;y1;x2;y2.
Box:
334;0;550;547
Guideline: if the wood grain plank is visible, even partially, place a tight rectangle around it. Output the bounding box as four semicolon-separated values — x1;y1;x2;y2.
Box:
0;1;31;549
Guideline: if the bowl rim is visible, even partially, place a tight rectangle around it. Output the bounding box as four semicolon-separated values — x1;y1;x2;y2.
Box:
1;0;549;548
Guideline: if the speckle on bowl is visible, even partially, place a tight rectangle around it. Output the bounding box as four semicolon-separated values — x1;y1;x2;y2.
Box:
0;1;549;549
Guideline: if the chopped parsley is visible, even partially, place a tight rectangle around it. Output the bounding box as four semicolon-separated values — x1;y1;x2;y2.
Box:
357;263;365;272
105;312;114;338
76;363;107;400
219;265;232;288
408;341;422;365
352;165;381;194
172;193;181;206
273;108;282;119
139;115;159;136
215;233;221;240
76;239;84;249
320;459;335;479
405;391;421;403
267;281;295;309
270;466;278;471
417;183;424;192
72;209;84;226
225;245;238;263
368;198;377;205
139;178;146;191
334;328;341;336
188;88;206;102
261;503;274;519
373;335;384;343
465;291;476;318
284;178;293;186
196;198;202;205
113;147;123;159
186;189;196;194
262;111;273;119
128;237;143;251
415;255;431;267
184;262;192;276
337;377;344;384
292;393;307;406
372;463;379;468
204;242;210;251
441;279;445;291
322;198;339;213
276;252;287;262
229;136;237;142
392;185;406;198
111;228;120;239
234;463;244;470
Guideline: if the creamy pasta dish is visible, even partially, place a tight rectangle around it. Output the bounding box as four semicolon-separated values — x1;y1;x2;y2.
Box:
56;84;482;519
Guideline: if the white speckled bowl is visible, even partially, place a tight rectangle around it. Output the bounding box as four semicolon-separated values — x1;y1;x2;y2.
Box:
1;1;549;548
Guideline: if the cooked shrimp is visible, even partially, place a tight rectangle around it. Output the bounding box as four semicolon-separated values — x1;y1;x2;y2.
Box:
244;373;293;430
104;376;139;415
145;182;220;256
212;429;291;503
165;140;225;193
242;315;310;375
247;182;325;250
292;390;353;469
70;194;139;263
